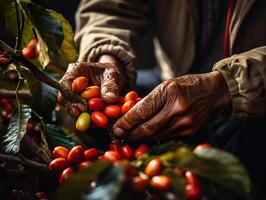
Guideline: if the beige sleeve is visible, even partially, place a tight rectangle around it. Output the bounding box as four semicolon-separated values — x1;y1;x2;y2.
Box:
75;0;149;85
213;46;266;120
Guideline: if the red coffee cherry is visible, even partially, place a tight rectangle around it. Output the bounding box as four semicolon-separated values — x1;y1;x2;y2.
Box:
52;146;69;159
22;47;35;59
59;167;73;184
109;140;122;152
121;100;136;114
71;76;88;93
124;91;138;102
135;97;142;102
120;145;134;160
193;143;212;152
91;111;108;128
184;171;201;200
27;38;38;48
104;105;121;118
81;86;101;99
104;151;121;162
144;158;163;177
84;148;99;160
150;175;172;191
78;161;92;170
35;42;40;57
68;145;85;164
135;144;149;158
88;97;104;111
130;176;149;192
49;158;68;171
35;192;46;199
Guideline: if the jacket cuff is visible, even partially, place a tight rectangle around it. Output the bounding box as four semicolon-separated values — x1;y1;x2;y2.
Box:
78;38;137;85
213;53;266;120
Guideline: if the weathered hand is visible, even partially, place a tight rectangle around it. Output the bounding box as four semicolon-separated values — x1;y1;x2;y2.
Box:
113;71;232;140
58;55;126;117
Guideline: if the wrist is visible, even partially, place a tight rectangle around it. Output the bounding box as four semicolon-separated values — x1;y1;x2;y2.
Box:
210;71;232;112
97;54;118;64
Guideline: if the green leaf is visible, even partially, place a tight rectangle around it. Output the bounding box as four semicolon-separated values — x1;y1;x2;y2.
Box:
46;124;76;149
82;164;125;200
163;168;185;200
48;9;78;66
57;161;114;200
2;104;31;154
159;146;251;199
18;1;77;67
194;147;251;198
19;1;62;66
1;0;17;39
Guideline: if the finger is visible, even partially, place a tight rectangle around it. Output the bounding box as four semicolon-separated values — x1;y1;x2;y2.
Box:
164;116;193;134
101;67;120;103
126;107;171;140
65;103;83;118
113;87;164;136
57;63;80;106
156;127;195;141
155;116;195;140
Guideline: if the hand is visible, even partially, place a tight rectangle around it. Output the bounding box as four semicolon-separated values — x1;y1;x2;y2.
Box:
58;55;126;117
113;71;232;140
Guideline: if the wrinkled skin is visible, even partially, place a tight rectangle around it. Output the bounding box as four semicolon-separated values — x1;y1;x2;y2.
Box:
58;55;126;117
113;71;232;140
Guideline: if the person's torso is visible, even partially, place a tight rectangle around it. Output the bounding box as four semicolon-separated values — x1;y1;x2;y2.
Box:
152;0;266;79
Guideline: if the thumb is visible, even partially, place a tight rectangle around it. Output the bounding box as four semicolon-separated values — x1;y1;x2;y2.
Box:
101;67;120;103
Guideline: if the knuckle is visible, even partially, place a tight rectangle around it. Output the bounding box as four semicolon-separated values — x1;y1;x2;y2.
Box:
139;123;153;136
117;117;133;131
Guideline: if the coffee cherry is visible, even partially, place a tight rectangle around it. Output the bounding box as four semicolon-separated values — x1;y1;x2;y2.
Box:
35;192;46;199
91;111;108;128
35;43;40;57
49;158;68;171
131;176;149;192
88;97;104;111
121;100;136;114
144;158;163;177
184;171;201;200
53;146;69;159
104;151;121;162
76;112;91;132
27;39;38;49
84;148;99;160
68;145;85;164
59;167;73;184
150;175;172;191
135;144;149;158
109;140;121;152
22;47;35;59
135;97;142;102
34;125;41;133
193;143;212;152
124;91;138;102
78;161;92;170
120;145;134;160
104;105;121;118
81;86;101;99
71;76;88;93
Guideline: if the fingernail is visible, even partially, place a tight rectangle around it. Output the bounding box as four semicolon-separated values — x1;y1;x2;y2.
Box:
113;127;125;136
105;92;115;98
